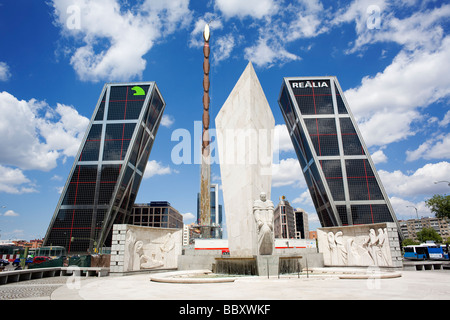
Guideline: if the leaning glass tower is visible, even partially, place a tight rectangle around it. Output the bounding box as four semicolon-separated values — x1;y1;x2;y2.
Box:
278;77;400;230
44;82;165;253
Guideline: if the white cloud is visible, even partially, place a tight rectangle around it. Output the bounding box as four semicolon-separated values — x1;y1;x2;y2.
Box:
439;110;450;127
357;111;419;147
378;161;450;197
345;36;450;147
0;62;11;81
274;124;294;153
389;196;431;220
214;34;235;63
292;190;314;207
244;37;300;68
160;114;175;128
3;210;20;217
271;158;305;188
285;0;329;41
333;3;450;149
346;38;450;118
0;165;37;194
143;160;177;179
339;2;450;53
182;212;196;223
371;149;388;164
39;103;90;158
0;91;89;171
241;0;328;68
51;0;192;82
215;0;277;19
406;133;450;161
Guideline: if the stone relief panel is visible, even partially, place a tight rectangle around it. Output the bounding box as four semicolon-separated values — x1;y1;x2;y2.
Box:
317;223;399;267
111;224;182;273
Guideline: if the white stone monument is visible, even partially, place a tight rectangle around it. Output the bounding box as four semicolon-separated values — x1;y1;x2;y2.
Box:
215;62;275;257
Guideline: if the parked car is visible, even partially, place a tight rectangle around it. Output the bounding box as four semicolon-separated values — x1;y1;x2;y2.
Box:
33;256;52;264
0;259;10;266
12;258;33;266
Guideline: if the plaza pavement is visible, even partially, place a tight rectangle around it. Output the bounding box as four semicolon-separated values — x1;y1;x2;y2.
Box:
49;268;450;300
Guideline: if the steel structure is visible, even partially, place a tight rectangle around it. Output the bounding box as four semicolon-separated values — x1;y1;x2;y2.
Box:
44;82;165;253
278;76;400;230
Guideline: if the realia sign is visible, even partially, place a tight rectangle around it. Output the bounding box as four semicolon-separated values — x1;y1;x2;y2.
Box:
291;81;328;89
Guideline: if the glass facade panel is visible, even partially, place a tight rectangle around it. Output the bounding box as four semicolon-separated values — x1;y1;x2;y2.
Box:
62;165;97;206
340;118;365;155
279;86;296;128
304;118;339;156
351;205;393;225
94;92;107;121
346;159;383;201
290;79;333;115
137;137;154;173
98;165;121;205
290;129;307;168
107;85;149;120
103;123;136;161
336;205;348;225
146;91;164;132
321;160;345;201
79;124;102;161
335;85;348;114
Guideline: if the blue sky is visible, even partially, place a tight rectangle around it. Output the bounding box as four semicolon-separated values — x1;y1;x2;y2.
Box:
0;0;449;241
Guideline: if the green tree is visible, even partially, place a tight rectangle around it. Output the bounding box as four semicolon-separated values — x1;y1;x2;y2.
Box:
402;238;419;247
425;194;450;219
416;227;442;243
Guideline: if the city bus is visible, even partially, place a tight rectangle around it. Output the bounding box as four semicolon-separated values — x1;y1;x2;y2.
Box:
403;243;449;260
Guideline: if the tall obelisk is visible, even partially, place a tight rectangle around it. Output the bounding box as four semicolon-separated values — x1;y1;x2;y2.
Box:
200;23;211;238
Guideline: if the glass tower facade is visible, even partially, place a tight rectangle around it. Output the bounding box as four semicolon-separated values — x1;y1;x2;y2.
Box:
44;82;165;253
278;77;400;230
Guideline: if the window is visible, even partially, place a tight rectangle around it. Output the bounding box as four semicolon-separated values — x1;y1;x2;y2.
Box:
304;118;339;156
346;159;383;201
103;123;136;161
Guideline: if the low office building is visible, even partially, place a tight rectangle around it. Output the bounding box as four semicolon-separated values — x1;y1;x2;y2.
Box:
130;202;183;229
274;196;296;239
399;217;450;242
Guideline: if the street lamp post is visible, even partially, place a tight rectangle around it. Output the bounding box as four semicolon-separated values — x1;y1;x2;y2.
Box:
406;205;419;219
434;181;450;187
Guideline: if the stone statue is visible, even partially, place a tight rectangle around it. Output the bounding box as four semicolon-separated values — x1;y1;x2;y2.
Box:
253;192;274;255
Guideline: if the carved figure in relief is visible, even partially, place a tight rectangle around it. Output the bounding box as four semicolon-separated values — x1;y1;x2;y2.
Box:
334;231;347;265
253;192;274;255
324;228;393;267
125;230;136;271
327;232;337;264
